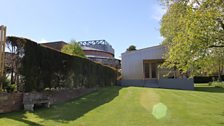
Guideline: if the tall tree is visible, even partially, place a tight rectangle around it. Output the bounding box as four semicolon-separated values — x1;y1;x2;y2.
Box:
61;40;86;58
160;0;224;80
126;45;137;51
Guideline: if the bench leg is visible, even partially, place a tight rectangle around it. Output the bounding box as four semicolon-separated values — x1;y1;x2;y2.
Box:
24;104;34;111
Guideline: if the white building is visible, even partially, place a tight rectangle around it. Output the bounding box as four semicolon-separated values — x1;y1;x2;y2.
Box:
122;45;166;80
121;45;194;90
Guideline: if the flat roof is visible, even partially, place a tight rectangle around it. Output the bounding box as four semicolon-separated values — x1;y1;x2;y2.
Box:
122;45;165;55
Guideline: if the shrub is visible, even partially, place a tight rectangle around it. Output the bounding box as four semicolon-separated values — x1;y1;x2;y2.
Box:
7;36;117;92
1;77;17;93
211;81;224;88
194;76;224;83
61;40;86;58
5;84;17;93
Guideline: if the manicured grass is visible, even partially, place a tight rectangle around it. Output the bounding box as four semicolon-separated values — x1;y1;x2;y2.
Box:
0;85;224;126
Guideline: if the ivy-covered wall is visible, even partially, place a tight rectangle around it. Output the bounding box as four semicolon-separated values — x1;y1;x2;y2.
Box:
7;36;117;92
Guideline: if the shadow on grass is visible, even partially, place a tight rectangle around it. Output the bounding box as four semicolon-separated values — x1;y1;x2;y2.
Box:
194;85;224;93
0;111;44;126
0;86;122;125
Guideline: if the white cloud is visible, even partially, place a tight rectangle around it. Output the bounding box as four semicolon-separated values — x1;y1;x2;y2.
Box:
151;4;167;21
38;38;48;43
159;36;165;41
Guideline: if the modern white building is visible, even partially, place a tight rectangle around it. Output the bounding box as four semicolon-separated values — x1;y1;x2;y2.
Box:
121;45;194;90
122;45;166;80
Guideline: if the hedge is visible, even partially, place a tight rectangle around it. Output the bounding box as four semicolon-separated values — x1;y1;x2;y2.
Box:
7;36;117;92
194;75;224;83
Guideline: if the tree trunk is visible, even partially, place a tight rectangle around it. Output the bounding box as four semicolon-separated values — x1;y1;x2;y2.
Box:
10;68;14;84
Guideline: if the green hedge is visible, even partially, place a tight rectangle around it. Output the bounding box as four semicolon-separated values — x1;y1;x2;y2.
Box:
194;76;224;83
7;36;117;92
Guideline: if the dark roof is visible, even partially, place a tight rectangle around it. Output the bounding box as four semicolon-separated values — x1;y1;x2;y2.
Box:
40;41;68;51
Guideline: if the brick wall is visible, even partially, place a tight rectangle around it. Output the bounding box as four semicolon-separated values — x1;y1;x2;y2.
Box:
0;93;23;113
43;88;96;104
0;88;96;114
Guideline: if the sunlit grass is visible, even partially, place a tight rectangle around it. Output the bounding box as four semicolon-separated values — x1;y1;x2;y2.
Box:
0;85;224;126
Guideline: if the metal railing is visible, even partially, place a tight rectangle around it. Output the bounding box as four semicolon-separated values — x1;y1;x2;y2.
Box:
79;40;115;55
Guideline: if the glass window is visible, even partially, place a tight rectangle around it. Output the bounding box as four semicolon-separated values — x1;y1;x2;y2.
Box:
151;63;157;78
144;63;150;78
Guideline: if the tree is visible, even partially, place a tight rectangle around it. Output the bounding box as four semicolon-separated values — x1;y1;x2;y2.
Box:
127;45;137;51
61;40;86;58
6;38;21;85
160;0;224;80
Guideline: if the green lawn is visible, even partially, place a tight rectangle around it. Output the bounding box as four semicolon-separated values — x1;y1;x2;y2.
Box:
0;85;224;126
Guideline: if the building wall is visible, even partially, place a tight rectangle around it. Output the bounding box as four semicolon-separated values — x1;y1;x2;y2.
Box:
84;50;114;58
121;45;166;80
120;45;195;90
158;78;194;90
0;93;23;113
120;78;194;90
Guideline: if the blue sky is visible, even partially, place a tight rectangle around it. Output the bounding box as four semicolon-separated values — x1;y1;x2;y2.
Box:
0;0;166;58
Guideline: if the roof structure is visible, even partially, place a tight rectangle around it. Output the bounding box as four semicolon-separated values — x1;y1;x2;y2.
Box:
79;40;114;55
122;45;166;55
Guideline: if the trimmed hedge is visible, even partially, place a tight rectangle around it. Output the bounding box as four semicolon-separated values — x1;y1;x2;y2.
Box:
194;75;224;83
7;36;117;92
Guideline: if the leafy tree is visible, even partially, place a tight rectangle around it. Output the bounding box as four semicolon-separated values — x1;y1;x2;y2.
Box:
61;40;86;58
127;45;137;51
160;0;224;80
6;37;21;85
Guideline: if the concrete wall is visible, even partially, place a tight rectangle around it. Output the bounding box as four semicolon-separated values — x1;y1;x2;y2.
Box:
120;80;159;88
121;45;166;80
0;93;23;113
158;78;194;90
120;78;194;90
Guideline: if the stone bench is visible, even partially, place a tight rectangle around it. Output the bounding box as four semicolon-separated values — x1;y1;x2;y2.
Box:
23;92;51;111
